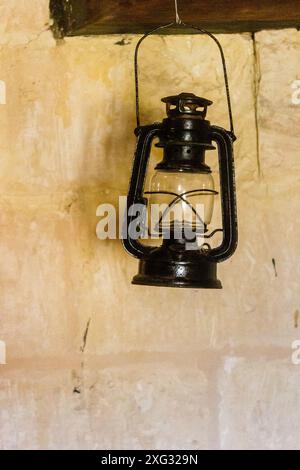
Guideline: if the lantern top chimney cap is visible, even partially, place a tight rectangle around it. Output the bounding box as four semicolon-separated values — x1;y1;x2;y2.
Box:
161;92;212;118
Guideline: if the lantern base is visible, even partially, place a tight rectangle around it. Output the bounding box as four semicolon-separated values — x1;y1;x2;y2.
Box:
132;242;222;289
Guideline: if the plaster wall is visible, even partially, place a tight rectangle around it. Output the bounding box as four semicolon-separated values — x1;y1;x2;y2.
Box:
0;0;300;450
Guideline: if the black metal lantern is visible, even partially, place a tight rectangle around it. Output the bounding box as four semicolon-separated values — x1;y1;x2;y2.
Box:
123;22;238;289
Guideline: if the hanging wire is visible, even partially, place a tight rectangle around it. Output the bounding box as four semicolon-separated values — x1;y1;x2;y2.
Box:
174;0;182;24
134;2;236;139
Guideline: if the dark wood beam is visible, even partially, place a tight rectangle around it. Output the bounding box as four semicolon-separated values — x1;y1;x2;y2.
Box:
50;0;300;37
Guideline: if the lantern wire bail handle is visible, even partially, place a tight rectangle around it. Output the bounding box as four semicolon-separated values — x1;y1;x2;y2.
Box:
134;0;236;140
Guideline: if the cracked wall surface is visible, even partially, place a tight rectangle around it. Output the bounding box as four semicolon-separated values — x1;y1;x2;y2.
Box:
0;0;300;450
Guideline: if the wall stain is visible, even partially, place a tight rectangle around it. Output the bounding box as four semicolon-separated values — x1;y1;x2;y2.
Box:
80;318;91;353
71;369;82;396
251;32;262;178
294;310;299;328
114;38;131;46
272;258;278;277
71;319;91;395
65;193;79;214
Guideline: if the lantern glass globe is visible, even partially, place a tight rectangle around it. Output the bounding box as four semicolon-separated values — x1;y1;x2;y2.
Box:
147;169;216;237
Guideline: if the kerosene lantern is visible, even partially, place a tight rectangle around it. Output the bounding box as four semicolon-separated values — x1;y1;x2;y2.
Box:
123;22;238;289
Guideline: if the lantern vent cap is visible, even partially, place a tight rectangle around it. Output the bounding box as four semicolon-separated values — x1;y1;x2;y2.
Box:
162;92;212;118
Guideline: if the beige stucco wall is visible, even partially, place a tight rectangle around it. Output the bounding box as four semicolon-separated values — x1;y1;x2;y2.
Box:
0;0;300;450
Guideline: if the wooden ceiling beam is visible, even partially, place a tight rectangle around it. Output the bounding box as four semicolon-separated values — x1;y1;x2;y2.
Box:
50;0;300;37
